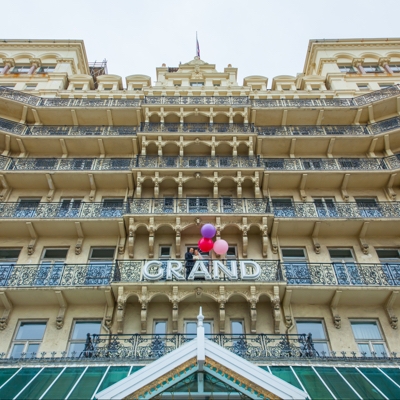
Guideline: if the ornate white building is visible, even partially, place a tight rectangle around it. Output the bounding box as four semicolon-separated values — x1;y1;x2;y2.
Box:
0;38;399;399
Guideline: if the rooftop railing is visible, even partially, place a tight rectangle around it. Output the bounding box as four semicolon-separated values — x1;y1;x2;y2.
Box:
1;199;400;219
1;154;400;172
1;84;400;109
1;116;400;138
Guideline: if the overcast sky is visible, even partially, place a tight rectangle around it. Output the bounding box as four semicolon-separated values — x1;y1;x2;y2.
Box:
2;0;400;87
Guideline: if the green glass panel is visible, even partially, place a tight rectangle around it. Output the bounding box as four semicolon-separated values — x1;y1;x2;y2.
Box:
359;368;400;399
380;368;400;383
16;368;62;399
68;366;107;399
42;367;85;400
0;368;41;399
97;366;131;393
293;366;333;399
129;366;143;375
0;368;19;387
267;366;302;390
337;367;385;399
315;367;358;399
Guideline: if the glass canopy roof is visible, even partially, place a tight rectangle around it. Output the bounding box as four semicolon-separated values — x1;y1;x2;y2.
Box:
0;365;398;399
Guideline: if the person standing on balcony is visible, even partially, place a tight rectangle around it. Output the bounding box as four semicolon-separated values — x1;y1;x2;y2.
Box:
185;247;194;279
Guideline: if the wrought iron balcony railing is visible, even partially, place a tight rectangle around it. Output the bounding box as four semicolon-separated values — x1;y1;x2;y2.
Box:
0;260;398;288
0;87;141;107
1;116;400;138
1;199;400;219
2;154;400;172
90;333;317;361
284;262;400;286
0;262;113;287
2;157;136;171
136;155;261;168
252;84;400;108
1;84;400;109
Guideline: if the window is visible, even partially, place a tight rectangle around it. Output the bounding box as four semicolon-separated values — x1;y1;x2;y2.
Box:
86;247;115;285
379;83;394;89
264;159;284;169
311;86;320;91
12;65;31;74
355;198;382;218
36;248;68;286
338;65;357;73
188;197;208;213
188;158;207;167
101;198;124;217
357;83;369;91
57;198;82;218
103;85;113;91
222;196;233;213
159;246;171;258
271;198;295;217
190;82;204;87
185;320;213;339
376;249;400;285
24;84;37;91
68;321;101;357
72;158;93;170
231;320;245;341
10;321;47;358
363;65;383;73
74;85;84;91
14;199;40;218
303;159;322;170
296;320;330;355
389;64;400;73
329;248;361;285
154;320;167;335
314;198;337;217
338;158;361;169
37;66;56;73
282;248;311;284
0;249;20;286
35;158;56;169
351;321;387;357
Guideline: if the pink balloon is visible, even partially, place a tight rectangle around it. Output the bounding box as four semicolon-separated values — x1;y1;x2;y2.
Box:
213;239;229;255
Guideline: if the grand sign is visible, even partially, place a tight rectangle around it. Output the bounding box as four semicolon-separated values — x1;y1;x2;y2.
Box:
142;260;261;281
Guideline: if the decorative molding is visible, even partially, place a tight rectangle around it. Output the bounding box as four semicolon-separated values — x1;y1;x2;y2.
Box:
271;286;281;334
55;290;67;329
330;290;342;329
26;221;37;255
385;291;398;329
359;222;370;255
104;289;115;330
282;289;293;329
118;221;126;255
117;286;126;334
74;222;84;255
0;292;12;330
312;222;321;254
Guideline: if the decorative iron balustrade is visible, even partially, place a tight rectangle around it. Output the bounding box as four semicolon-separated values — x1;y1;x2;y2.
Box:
252;84;400;108
89;333;316;361
0;262;114;287
263;157;390;171
1;199;400;219
270;200;400;219
140;122;253;133
283;262;400;286
136;155;261;168
4;157;136;171
0;87;141;107
2;154;400;172
1;84;400;109
114;259;283;283
144;96;249;105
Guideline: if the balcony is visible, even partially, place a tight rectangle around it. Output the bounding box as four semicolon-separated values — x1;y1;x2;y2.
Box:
136;155;260;168
1;199;400;219
144;96;249;105
3;157;136;171
140;122;253;133
283;262;400;286
0;262;113;287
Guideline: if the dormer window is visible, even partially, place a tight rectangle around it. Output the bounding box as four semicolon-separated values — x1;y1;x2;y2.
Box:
74;85;84;91
363;64;383;73
103;85;113;91
190;82;204;87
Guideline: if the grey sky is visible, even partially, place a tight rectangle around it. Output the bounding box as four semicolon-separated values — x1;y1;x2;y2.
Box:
2;0;400;87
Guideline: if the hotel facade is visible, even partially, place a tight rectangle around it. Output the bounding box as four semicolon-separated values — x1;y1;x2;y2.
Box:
0;38;399;398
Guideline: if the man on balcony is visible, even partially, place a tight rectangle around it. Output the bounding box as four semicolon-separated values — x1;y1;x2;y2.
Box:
185;247;194;279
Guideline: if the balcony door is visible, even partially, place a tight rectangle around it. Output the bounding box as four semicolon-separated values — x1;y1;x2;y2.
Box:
282;248;311;284
188;197;208;213
272;198;295;217
58;198;82;218
313;198;338;217
0;249;20;286
101;198;124;217
14;198;40;218
329;248;361;285
355;198;382;218
36;248;68;286
85;248;115;285
376;249;400;285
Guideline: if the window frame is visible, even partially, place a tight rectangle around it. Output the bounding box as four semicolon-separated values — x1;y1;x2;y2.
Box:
184;319;213;338
67;320;102;357
350;320;388;357
10;320;47;358
295;319;330;355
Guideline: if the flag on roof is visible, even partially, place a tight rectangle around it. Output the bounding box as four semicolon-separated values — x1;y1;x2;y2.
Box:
196;32;200;58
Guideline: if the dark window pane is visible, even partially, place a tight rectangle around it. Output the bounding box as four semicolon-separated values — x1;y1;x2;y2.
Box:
16;322;46;340
90;248;115;259
72;321;101;340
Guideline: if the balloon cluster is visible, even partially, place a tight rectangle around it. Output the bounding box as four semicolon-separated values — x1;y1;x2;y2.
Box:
198;223;229;255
